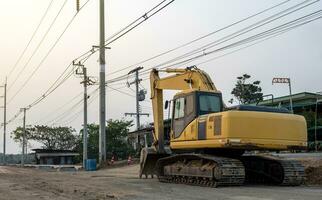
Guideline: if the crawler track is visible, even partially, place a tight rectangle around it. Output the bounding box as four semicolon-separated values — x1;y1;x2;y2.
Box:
241;155;305;186
156;154;245;187
140;151;306;187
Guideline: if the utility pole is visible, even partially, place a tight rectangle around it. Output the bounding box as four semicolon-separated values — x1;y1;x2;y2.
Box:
99;0;106;165
0;78;7;165
74;61;94;168
83;67;88;168
21;108;26;167
125;67;149;149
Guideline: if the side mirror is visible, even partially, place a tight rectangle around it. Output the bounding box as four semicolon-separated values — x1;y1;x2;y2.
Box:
164;100;169;110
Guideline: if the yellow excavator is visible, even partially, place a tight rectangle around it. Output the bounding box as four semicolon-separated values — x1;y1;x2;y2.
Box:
140;66;307;187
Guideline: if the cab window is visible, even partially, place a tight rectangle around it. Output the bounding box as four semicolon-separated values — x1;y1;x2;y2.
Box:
174;97;185;119
199;95;221;115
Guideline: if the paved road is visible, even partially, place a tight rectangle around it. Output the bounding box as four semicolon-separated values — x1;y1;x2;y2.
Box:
0;165;322;200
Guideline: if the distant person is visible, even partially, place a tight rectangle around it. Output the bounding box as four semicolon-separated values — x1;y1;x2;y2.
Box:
127;155;132;165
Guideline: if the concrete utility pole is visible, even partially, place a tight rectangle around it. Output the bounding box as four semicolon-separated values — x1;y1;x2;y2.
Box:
21;108;26;167
0;78;7;165
83;67;88;168
125;67;149;149
99;0;106;165
74;61;93;168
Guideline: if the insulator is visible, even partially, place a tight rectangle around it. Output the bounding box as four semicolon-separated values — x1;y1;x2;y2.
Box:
76;0;80;12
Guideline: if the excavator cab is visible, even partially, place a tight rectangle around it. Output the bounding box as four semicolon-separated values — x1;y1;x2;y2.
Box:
171;90;223;139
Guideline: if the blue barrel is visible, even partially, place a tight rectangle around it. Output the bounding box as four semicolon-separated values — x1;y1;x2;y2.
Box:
85;159;97;171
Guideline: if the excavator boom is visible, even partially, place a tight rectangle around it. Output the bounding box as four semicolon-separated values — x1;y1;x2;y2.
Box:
150;66;218;152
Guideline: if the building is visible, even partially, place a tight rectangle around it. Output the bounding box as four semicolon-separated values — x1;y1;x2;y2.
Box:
255;92;322;150
33;149;79;165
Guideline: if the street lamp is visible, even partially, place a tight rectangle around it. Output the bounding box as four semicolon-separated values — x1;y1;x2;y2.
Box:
272;78;293;113
314;92;322;152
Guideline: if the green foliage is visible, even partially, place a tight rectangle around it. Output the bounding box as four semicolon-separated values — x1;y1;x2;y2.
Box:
106;119;134;159
77;119;134;161
230;74;263;104
11;125;78;150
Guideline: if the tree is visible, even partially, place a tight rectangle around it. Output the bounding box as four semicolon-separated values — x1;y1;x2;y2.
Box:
77;119;134;161
230;74;263;104
11;125;79;150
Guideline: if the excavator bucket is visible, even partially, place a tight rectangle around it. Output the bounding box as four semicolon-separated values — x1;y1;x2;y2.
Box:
139;147;169;178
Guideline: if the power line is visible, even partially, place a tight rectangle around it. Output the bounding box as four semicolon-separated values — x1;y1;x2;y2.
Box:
74;0;175;65
8;0;68;92
3;0;92;128
103;2;321;86
8;0;92;107
8;0;162;114
194;16;322;67
7;0;54;79
158;10;322;70
105;0;175;47
30;11;322;128
151;0;319;70
34;90;84;125
39;84;129;126
60;90;99;126
106;85;135;98
105;0;170;44
144;0;321;72
105;0;292;77
45;87;99;125
5;0;320;128
103;0;309;85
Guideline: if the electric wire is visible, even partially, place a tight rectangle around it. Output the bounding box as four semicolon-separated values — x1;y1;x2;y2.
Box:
5;0;320;128
34;90;84;125
7;0;54;79
46;87;99;125
4;0;92;127
104;0;320;85
150;0;319;71
155;10;322;71
107;6;320;86
8;0;91;108
105;0;292;77
60;90;99;126
14;0;169;120
106;85;135;97
37;4;322;127
8;0;68;92
74;0;175;64
194;15;322;67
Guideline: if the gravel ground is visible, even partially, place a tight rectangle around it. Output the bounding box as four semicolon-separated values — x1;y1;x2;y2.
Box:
0;163;322;200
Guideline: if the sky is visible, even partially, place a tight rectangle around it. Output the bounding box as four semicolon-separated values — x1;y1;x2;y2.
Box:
0;0;321;154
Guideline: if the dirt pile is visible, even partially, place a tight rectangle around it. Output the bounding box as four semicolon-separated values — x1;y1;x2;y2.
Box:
300;158;322;185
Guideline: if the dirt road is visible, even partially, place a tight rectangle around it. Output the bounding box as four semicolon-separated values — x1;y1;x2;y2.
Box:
0;165;322;200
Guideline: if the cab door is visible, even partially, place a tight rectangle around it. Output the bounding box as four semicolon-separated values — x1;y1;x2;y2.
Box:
172;93;196;139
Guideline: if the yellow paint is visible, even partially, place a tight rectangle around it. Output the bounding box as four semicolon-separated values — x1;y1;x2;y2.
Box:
149;67;307;152
171;110;307;150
